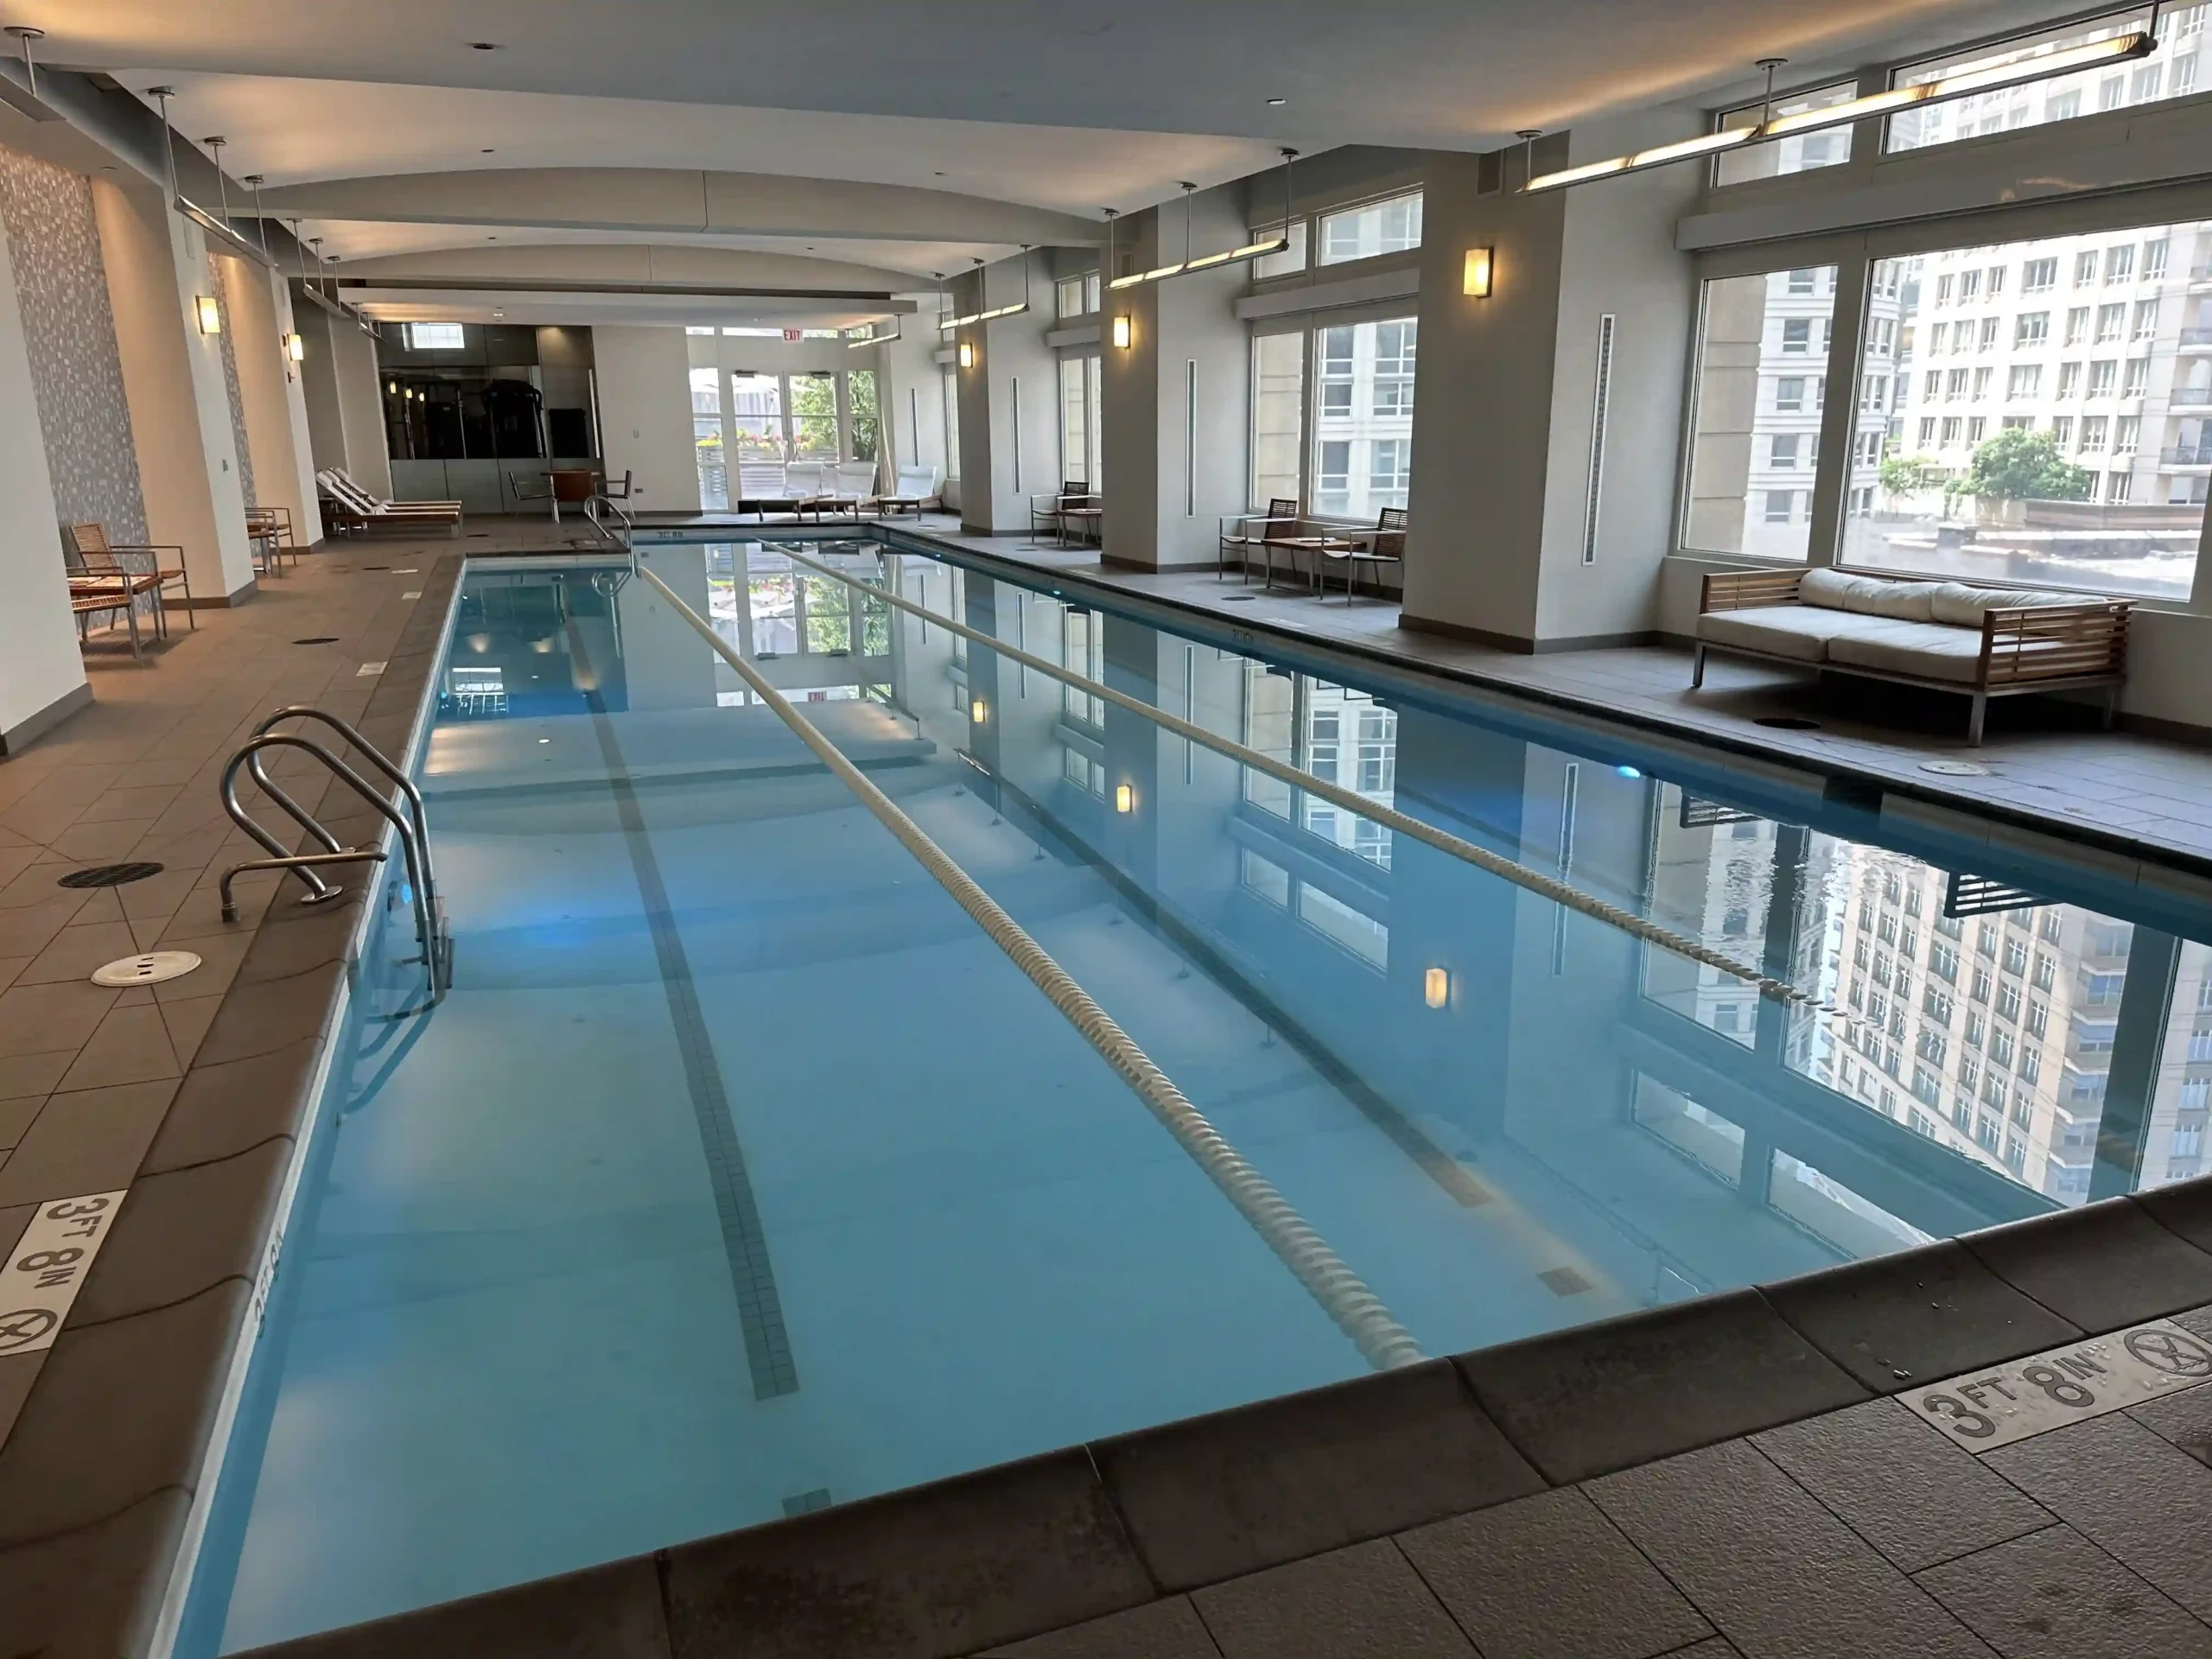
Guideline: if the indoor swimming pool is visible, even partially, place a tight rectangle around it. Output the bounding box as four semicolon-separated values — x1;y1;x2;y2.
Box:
182;538;2212;1652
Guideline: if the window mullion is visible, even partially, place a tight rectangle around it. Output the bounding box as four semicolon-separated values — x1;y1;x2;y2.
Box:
1809;259;1869;569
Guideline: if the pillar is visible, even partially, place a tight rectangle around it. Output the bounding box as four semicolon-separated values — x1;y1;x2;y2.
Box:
955;254;1058;534
219;256;323;543
1401;114;1701;652
1097;184;1251;569
93;175;257;605
0;207;89;751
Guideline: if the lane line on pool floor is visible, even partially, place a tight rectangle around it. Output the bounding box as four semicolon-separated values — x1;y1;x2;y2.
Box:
567;612;800;1402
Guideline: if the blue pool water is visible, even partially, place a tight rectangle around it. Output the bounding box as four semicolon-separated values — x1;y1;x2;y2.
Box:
187;539;2212;1649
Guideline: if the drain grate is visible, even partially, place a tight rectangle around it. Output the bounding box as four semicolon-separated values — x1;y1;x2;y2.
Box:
1222;594;1258;603
293;636;339;645
360;564;391;571
92;950;200;988
58;861;165;889
1754;715;1821;731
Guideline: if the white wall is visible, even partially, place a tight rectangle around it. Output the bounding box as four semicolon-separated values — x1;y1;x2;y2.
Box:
220;256;323;542
877;324;949;492
332;319;392;500
595;324;701;516
957;256;1058;533
0;209;87;749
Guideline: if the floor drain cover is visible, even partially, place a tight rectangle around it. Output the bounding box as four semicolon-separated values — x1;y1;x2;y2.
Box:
58;861;165;889
360;564;391;571
1222;594;1258;602
92;950;200;988
1921;760;1993;777
293;636;340;645
1754;716;1821;731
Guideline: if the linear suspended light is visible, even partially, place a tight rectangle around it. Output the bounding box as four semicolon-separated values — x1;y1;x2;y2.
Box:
939;248;1033;332
1109;149;1300;288
1525;29;2155;192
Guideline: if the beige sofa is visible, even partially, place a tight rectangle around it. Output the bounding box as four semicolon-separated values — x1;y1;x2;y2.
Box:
1693;567;2133;745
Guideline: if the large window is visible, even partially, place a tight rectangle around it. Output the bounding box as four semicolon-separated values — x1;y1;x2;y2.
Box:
1058;353;1103;486
789;372;839;461
1312;316;1416;516
690;367;727;510
1250;330;1305;508
1318;193;1422;266
1714;81;1859;184
1840;217;2212;600
943;368;962;482
1888;5;2208;153
1250;221;1309;281
405;322;466;351
1055;272;1102;320
848;368;880;466
1682;266;1842;559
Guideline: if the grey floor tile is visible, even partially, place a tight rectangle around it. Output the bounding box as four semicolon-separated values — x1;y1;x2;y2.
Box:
0;1078;180;1206
2125;1376;2212;1466
12;918;141;987
1398;1486;1712;1659
988;1598;1223;1658
1191;1541;1475;1659
1095;1358;1541;1592
1986;1414;2212;1622
0;1352;41;1446
1587;1439;1995;1659
0;1486;188;1659
1752;1398;2052;1572
157;995;225;1070
1763;1241;2082;1394
54;1001;181;1093
0;977;117;1059
1914;1524;2208;1658
1962;1200;2212;1331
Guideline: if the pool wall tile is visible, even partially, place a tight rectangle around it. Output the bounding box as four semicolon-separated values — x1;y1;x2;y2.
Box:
1453;1287;1871;1484
0;1487;190;1658
1758;1239;2084;1393
0;1279;249;1546
660;1446;1155;1659
1960;1196;2212;1329
1092;1358;1543;1592
228;1555;673;1659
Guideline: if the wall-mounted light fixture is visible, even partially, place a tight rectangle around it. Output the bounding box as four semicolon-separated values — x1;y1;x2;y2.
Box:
1112;315;1133;350
1115;783;1135;814
194;294;221;334
970;698;987;723
1463;247;1494;298
386;379;397;395
1424;967;1452;1010
285;331;305;362
957;340;976;369
1522;29;2157;193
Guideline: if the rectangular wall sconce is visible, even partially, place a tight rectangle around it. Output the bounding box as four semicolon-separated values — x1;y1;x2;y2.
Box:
970;698;987;723
1112;315;1133;350
1114;783;1134;814
957;340;976;369
1425;967;1452;1009
285;332;305;362
194;294;221;334
1464;247;1494;298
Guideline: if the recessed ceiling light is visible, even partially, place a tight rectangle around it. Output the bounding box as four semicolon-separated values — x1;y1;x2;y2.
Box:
468;41;501;50
486;234;498;240
481;147;495;154
1267;97;1287;105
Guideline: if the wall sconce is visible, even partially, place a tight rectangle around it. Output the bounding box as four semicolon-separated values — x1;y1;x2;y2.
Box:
194;294;221;334
1112;315;1133;350
1425;967;1452;1009
957;340;975;369
970;698;987;723
1463;247;1494;298
1114;782;1134;814
386;379;398;395
285;332;305;362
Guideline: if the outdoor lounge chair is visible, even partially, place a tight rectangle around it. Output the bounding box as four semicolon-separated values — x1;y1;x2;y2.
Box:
318;469;464;534
877;466;941;518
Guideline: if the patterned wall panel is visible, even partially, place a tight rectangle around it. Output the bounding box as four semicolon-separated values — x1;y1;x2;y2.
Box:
0;144;148;548
208;251;255;507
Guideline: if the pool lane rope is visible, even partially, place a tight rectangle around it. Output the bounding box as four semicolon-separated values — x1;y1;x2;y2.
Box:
634;560;1425;1372
777;543;1822;1014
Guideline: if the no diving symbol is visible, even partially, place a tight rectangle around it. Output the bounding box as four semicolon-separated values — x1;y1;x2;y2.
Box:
2126;1328;2212;1378
0;1308;56;1352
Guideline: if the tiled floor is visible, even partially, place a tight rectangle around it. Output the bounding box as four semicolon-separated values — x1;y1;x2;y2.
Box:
991;1309;2212;1659
829;517;2212;875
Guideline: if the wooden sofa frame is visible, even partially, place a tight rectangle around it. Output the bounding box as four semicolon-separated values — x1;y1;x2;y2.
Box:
1694;569;2133;745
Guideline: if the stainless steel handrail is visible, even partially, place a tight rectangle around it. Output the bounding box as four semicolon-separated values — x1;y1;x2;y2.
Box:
251;706;441;933
584;492;636;570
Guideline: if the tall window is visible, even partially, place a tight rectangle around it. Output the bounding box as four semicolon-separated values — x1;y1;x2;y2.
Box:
1887;6;2208;153
1311;317;1416;515
690;366;727;510
728;373;783;461
1058;353;1103;485
789;372;838;461
1250;330;1306;508
848;368;880;467
943;368;962;481
1842;216;2212;599
1682;266;1842;559
1317;193;1422;266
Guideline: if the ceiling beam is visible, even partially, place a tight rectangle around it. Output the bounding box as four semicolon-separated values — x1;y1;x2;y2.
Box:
255;167;1105;245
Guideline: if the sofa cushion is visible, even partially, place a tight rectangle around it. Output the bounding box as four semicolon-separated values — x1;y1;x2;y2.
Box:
1844;580;1938;622
1698;607;1895;664
1827;620;1993;684
1927;582;2084;628
1797;567;1871;611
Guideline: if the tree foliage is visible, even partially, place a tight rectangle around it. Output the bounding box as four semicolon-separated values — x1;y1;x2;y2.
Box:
1964;426;2094;503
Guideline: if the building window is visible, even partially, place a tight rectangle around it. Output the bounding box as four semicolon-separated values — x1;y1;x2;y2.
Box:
1308;316;1416;519
1058;353;1101;486
942;368;961;481
1250;221;1309;281
1250;329;1305;509
405;322;466;350
1684;265;1840;560
2066;307;2091;346
1888;10;2208;152
1714;80;1858;183
1317;192;1422;266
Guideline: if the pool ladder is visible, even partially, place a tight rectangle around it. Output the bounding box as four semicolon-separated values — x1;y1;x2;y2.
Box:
218;708;452;995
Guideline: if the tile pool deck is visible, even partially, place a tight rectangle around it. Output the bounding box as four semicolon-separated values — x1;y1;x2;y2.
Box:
6;514;2212;1656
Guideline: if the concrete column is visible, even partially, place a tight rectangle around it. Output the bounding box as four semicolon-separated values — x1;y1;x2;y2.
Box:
594;324;700;515
0;206;89;752
955;255;1058;534
331;317;392;499
219;256;323;542
92;175;257;605
1098;186;1251;569
876;325;950;493
1401;114;1700;652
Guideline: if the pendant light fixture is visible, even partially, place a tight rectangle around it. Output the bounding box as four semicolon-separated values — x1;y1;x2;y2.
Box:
1109;148;1298;289
938;248;1032;332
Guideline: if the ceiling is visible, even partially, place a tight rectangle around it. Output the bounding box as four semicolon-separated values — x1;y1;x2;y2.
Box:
7;0;2101;325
